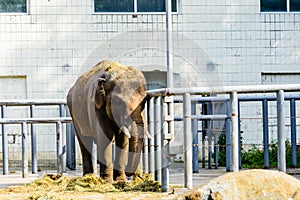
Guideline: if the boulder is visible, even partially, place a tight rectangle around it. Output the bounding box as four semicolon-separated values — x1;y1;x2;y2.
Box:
184;169;300;200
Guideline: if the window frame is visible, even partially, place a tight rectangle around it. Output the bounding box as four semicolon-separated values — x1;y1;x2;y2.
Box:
260;0;300;13
93;0;179;14
0;0;29;15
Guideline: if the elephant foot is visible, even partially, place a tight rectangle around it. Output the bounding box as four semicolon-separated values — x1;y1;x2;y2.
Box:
113;169;127;182
100;167;113;184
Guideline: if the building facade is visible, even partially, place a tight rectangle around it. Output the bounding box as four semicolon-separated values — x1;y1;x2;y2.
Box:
0;0;299;164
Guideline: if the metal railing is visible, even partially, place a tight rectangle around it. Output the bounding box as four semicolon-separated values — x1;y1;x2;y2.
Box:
146;84;300;190
0;99;72;178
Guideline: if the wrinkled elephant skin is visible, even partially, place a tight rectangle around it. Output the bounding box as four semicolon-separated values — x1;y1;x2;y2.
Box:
67;60;147;183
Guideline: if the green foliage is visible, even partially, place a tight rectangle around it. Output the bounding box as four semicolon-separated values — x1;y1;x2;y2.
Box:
217;133;300;168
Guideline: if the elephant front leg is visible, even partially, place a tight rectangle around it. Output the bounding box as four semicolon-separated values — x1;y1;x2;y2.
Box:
113;132;129;182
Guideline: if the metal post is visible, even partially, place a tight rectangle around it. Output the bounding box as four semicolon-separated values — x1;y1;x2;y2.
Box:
202;102;206;168
207;102;212;169
277;90;286;172
183;93;193;189
154;96;162;183
22;122;28;178
238;101;241;169
148;97;155;179
162;97;169;192
230;91;239;172
56;121;63;174
143;102;149;173
30;105;37;174
192;103;199;173
92;141;97;175
225;100;231;172
262;99;270;168
166;0;173;88
290;99;297;167
66;108;76;170
1;105;8;175
59;105;67;173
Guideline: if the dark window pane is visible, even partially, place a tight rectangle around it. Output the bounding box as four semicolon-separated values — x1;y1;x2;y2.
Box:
260;0;287;12
94;0;134;12
0;0;26;13
290;0;300;11
137;0;177;12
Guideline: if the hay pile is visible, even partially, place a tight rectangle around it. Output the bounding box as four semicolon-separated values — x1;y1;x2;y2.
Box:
1;173;161;199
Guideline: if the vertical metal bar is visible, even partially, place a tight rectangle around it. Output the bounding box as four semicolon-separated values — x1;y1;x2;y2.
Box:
143;102;149;173
56;121;63;174
192;102;199;173
59;105;67;173
183;93;193;189
238;101;241;169
148;97;155;179
66;108;76;170
290;99;297;167
92;141;97;175
230;91;239;172
277;90;286;172
154;96;162;183
166;0;173;88
201;102;206;168
262;99;270;168
207;102;212;169
214;136;219;169
225;100;231;172
30;105;37;174
162;97;169;192
22;122;28;178
1;105;8;175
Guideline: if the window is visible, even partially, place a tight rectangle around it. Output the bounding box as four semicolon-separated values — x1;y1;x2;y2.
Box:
0;0;27;13
260;0;300;12
94;0;177;13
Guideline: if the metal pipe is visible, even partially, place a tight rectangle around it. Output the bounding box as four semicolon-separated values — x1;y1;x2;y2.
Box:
183;93;193;189
174;114;228;121
56;121;63;175
277;90;286;172
230;91;239;172
201;102;206;169
225;100;231;172
30;105;37;174
22;122;28;178
192;103;199;173
290;99;297;167
207;102;212;169
162;97;169;192
238;101;241;169
1;105;8;175
262;99;270;168
166;0;173;88
143;102;149;173
147;84;300;96
148;98;155;179
154;96;162;182
59;105;67;173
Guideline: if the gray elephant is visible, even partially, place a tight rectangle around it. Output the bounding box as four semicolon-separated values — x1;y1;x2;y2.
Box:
67;60;148;183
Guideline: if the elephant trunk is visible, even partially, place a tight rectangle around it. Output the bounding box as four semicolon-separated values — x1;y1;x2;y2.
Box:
125;135;144;176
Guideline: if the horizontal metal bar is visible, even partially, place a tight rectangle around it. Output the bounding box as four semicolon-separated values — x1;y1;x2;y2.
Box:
169;92;300;103
0;117;72;124
147;84;300;96
174;114;228;121
0;99;67;106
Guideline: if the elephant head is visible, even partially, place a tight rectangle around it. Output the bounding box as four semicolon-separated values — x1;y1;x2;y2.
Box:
92;63;148;176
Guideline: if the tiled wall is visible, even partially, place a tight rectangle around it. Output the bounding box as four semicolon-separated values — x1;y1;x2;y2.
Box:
0;0;299;151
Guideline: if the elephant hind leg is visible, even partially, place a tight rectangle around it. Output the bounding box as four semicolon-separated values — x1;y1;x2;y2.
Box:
76;134;94;175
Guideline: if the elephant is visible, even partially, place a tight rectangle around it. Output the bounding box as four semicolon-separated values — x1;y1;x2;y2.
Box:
67;60;148;183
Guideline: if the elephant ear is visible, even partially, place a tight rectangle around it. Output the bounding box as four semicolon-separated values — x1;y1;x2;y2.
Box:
94;72;110;109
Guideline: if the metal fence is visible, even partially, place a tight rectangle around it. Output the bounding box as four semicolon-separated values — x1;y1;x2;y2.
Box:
146;84;300;190
0;84;300;191
0;100;73;178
